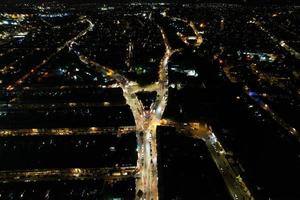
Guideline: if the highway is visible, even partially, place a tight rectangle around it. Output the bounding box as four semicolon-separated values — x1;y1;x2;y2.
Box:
69;14;229;199
135;26;181;200
70;17;183;199
0;126;135;137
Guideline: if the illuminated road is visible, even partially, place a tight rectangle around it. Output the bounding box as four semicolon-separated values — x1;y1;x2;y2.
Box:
0;167;138;183
1;14;238;200
129;82;160;94
189;21;204;46
71;19;181;199
0;49;43;76
0;101;126;110
6;17;94;91
6;15;183;199
163;12;203;47
162;120;254;200
7;83;120;103
20;84;120;90
254;21;300;60
134;26;181;200
0;126;135;137
204;133;254;200
217;51;299;142
243;85;299;141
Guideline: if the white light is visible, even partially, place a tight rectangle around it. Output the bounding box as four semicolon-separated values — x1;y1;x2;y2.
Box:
156;106;161;114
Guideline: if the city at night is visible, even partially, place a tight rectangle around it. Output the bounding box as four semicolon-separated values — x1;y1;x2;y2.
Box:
0;0;299;200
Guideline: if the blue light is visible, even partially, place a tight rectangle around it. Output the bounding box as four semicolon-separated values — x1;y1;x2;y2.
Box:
248;91;257;97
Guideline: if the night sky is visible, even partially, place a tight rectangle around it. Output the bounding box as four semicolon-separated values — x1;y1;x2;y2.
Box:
0;0;298;5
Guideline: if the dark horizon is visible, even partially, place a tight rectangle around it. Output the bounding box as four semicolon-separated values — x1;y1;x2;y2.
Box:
1;0;298;5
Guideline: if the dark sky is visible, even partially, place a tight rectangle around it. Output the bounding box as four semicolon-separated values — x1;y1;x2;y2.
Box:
1;0;297;5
